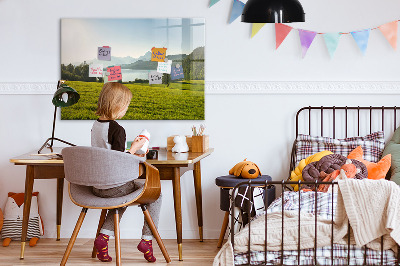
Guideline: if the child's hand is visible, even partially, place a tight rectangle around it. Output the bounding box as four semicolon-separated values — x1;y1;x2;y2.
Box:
128;137;147;155
134;148;149;157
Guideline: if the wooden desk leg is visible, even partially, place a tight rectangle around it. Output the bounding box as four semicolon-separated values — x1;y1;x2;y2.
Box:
114;210;121;266
20;165;35;259
56;178;64;241
193;161;203;242
172;167;183;261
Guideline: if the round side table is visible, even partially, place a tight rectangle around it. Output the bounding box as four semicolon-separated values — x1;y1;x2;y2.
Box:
215;175;275;248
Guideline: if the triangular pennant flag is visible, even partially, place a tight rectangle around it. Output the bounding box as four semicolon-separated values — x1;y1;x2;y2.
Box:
275;23;293;49
251;23;266;38
323;33;341;58
298;29;317;58
378;21;398;50
229;0;245;24
351;29;370;55
209;0;220;7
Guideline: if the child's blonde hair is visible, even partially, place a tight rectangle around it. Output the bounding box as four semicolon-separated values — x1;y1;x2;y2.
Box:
96;82;132;120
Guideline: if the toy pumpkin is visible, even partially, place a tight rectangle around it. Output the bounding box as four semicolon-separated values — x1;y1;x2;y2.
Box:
229;159;261;179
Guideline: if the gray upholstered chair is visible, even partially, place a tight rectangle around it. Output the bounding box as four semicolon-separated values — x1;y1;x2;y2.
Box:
60;146;171;265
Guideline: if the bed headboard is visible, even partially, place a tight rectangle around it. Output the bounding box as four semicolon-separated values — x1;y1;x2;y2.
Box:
290;106;400;179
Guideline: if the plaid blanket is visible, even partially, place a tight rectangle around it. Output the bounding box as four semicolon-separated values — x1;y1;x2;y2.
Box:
235;244;397;265
234;191;397;265
266;190;336;220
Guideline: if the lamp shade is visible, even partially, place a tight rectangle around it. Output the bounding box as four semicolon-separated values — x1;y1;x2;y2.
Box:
52;84;80;107
242;0;305;23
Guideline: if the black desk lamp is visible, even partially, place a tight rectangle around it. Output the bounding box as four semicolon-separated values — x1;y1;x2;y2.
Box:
241;0;305;23
38;80;80;154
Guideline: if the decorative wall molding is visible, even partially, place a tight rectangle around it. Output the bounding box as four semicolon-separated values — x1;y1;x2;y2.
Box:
0;83;56;94
206;81;400;94
1;81;400;95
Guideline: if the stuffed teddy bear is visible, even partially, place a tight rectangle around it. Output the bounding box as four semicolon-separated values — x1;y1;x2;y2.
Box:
172;135;189;153
229;159;261;179
1;192;44;247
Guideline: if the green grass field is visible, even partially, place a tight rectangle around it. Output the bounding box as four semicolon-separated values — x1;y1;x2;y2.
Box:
61;80;204;120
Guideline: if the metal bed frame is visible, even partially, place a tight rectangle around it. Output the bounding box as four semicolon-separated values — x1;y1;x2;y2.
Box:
230;106;400;266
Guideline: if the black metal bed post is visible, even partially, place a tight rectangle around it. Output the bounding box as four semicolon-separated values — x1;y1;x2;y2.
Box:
357;106;360;136
298;180;301;266
320;106;324;136
345;106;348;138
331;182;334;265
264;180;268;266
347;220;350;265
247;180;252;264
281;181;285;266
382;106;385;132
397;243;400;265
231;185;235;253
370;106;373;134
363;245;367;265
289;140;297;187
381;236;384;265
333;106;336;138
308;106;311;135
314;180;318;266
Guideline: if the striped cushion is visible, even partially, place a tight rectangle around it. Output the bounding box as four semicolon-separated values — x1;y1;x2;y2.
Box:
1;217;41;240
295;131;385;167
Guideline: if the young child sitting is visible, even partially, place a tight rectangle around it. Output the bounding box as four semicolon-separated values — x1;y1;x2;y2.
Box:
91;82;162;263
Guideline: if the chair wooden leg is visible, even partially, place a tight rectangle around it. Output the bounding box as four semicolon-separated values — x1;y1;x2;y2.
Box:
91;209;108;258
114;210;121;266
217;211;230;248
141;205;171;263
60;208;88;266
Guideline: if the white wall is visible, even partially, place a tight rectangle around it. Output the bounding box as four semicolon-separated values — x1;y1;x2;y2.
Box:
1;0;400;240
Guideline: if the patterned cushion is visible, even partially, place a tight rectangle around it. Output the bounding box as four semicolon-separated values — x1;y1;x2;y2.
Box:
295;131;385;166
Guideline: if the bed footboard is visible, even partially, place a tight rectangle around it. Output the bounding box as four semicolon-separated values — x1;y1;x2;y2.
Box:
230;180;400;266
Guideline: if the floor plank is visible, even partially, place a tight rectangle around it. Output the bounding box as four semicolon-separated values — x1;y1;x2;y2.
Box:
0;239;221;265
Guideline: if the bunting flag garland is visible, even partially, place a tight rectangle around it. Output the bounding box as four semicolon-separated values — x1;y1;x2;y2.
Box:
275;23;293;49
207;3;400;58
229;0;245;24
378;21;398;50
323;33;341;58
298;29;317;58
251;23;266;38
351;29;370;55
209;0;220;7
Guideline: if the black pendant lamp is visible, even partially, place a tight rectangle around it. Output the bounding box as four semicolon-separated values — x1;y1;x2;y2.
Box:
242;0;305;23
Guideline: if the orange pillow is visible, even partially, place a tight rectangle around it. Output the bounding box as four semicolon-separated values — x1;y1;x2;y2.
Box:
347;146;391;180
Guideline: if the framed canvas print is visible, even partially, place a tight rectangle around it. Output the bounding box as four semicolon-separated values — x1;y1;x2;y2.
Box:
61;18;205;120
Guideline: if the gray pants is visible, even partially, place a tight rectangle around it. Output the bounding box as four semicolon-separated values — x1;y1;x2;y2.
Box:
92;180;162;240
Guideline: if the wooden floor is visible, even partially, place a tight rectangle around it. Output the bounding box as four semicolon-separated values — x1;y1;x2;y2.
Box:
0;239;222;265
